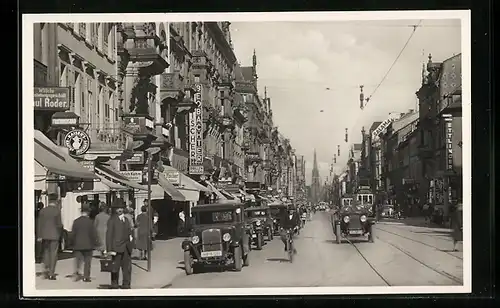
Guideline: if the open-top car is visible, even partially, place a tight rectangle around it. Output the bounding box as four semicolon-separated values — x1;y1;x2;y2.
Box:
181;202;251;275
333;200;375;244
245;205;274;248
269;203;287;235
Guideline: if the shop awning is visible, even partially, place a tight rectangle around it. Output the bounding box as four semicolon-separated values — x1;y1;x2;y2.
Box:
177;189;200;202
34;130;98;180
202;180;228;201
95;173;128;191
158;173;186;201
95;165;147;191
220;190;235;200
163;165;211;193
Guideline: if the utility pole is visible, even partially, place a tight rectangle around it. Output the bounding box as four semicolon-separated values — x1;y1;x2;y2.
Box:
146;155;152;272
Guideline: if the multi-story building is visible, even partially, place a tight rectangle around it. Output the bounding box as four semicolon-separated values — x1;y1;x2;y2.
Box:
416;53;462;221
346;143;363;193
380;110;419;212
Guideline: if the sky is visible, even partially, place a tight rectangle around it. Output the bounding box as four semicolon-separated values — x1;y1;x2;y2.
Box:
230;19;461;185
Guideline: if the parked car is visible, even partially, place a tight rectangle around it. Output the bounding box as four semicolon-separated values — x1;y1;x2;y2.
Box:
181;202;251;275
333;203;375;244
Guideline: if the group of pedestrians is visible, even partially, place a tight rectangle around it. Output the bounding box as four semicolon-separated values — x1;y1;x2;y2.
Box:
36;197;156;289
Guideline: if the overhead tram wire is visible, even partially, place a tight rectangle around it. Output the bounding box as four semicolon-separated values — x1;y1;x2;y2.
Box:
341;20;423;153
363;20;423;108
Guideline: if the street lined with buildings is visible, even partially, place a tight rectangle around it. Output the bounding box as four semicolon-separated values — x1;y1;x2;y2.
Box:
29;18;464;293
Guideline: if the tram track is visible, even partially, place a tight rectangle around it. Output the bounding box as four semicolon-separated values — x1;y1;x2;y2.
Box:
373;235;464;285
375;226;463;260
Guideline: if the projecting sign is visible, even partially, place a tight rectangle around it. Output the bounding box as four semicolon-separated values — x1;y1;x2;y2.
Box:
64;129;91;156
119;171;143;183
123;152;145;164
34;87;71;111
164;170;180;185
371;118;395;142
444;115;453;171
188;83;204;175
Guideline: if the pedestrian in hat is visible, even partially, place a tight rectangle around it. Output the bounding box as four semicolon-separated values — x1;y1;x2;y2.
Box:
106;198;133;289
70;202;97;282
135;205;152;260
37;194;62;280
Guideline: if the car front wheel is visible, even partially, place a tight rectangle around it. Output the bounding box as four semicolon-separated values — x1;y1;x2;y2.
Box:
234;247;242;271
184;250;194;275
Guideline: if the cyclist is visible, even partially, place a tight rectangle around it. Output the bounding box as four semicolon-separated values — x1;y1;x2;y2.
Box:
301;208;307;227
279;207;297;254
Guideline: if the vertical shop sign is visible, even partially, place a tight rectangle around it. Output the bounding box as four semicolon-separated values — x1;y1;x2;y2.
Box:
189;84;204;175
443;115;453;171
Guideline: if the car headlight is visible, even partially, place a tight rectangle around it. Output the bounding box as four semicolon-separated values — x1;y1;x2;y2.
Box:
273;219;277;223
256;220;261;226
343;216;350;223
191;235;200;244
222;233;231;242
360;215;367;222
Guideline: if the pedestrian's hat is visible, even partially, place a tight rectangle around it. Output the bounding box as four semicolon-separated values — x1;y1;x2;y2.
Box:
111;198;126;208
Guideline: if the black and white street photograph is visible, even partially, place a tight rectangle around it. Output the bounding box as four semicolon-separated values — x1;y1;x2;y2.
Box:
22;11;471;296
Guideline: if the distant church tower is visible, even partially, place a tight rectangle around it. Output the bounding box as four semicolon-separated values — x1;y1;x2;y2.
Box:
310;149;321;204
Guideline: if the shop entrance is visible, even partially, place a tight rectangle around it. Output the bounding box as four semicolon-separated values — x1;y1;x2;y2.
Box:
152;200;190;239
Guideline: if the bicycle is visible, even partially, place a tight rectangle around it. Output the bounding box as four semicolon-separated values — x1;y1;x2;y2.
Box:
285;229;294;263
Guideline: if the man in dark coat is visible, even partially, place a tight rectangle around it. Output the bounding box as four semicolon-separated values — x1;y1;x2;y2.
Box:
37;195;62;280
106;198;133;289
70;202;97;282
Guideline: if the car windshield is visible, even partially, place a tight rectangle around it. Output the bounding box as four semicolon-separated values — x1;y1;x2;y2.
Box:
248;210;266;217
196;210;234;224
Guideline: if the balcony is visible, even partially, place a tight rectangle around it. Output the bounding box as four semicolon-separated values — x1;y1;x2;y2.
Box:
127;35;169;76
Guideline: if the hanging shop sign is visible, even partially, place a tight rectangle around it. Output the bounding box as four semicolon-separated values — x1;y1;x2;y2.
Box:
122;116;154;135
189;83;204;175
119;171;143;183
164;170;180;185
372;118;395;143
64;129;91;156
123;152;145;164
51;111;80;127
443;115;454;171
78;160;95;172
34;87;71;111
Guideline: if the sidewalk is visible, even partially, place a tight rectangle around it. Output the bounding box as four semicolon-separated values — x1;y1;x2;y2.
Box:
381;216;452;230
35;238;185;290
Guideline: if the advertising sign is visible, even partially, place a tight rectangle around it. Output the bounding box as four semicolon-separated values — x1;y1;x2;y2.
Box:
164;170;180;185
119;171;143;183
79;160;95;172
123;152;145;164
122;116;154;135
371;118;395;142
444;115;454;170
64;129;91;156
189;83;204;175
52;117;78;126
34;87;71;111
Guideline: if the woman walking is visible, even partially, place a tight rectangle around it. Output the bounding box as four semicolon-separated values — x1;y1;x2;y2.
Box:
135;206;152;260
93;203;109;258
451;203;463;251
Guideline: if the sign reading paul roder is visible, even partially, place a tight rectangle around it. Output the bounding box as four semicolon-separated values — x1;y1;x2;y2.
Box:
189;83;204;175
34;87;70;111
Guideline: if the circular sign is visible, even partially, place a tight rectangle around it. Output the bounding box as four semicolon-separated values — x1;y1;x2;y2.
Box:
64;129;91;156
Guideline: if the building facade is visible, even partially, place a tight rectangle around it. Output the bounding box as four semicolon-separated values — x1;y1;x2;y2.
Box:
416;53;463;221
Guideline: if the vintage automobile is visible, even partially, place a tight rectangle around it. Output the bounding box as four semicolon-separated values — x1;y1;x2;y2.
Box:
269;203;287;236
333;201;375;244
245;205;274;248
181;202;251;275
